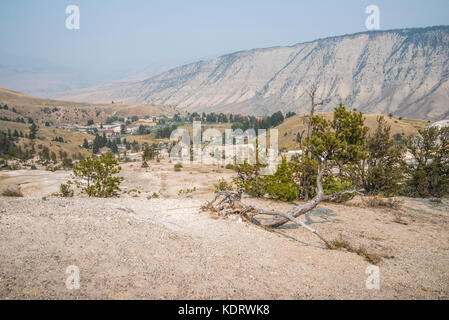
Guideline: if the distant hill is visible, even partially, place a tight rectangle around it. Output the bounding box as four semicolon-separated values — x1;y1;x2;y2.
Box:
0;88;181;126
57;26;449;120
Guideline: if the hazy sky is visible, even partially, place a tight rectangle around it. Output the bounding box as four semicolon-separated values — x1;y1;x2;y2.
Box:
1;0;449;82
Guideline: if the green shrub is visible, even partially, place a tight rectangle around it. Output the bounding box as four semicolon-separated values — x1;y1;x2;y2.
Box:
72;154;124;198
59;182;74;197
322;176;355;202
148;192;159;199
214;178;234;193
174;163;183;171
265;158;298;202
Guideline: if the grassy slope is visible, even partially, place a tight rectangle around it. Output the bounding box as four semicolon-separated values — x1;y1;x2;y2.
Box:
276;113;432;150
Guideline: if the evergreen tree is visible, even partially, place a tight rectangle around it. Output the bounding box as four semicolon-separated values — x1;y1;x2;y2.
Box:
405;126;449;198
359;116;406;196
29;123;38;140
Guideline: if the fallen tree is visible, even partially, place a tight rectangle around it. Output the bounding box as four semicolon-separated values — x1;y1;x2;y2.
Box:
205;161;360;249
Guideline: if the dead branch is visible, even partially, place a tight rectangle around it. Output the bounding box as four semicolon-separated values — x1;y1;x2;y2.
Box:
208;162;338;248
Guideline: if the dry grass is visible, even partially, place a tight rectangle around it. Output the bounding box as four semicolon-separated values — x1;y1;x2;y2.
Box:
392;211;408;225
362;196;403;210
2;188;24;197
330;234;382;265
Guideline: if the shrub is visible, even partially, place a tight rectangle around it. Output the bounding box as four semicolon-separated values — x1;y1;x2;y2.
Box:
72;154;124;198
265;158;298;202
214;178;234;193
330;234;381;265
149;192;159;199
59;182;74;197
174;163;183;171
322;176;355;202
2;188;23;197
141;161;149;168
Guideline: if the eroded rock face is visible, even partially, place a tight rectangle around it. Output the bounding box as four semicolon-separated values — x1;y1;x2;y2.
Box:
59;26;449;120
431;120;449;128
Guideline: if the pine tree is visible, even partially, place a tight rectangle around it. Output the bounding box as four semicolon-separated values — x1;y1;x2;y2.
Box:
360;116;405;196
29;123;38;140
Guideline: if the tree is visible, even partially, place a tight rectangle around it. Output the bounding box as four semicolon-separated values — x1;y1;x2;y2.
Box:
233;160;267;197
82;138;89;149
286;111;296;119
29;123;38;140
143;143;160;161
72;154;124;197
39;146;50;161
404;126;449;198
359;116;405;196
304;85;330;140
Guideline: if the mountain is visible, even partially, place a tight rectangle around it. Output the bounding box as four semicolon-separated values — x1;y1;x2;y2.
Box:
56;26;449;120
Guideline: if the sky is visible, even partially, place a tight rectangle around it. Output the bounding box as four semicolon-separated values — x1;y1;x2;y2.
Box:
1;0;449;83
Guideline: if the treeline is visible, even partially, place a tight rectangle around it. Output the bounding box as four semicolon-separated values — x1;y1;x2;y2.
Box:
189;110;296;128
234;105;449;201
0;130;33;160
0;116;26;123
90;134;119;154
155;124;178;139
83;135;142;154
0;123;39;160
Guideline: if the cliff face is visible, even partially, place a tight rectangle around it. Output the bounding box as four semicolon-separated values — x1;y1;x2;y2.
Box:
59;26;449;120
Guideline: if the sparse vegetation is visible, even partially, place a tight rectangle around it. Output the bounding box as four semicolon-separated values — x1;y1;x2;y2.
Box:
59;182;74;197
2;188;23;197
362;196;403;210
214;178;234;193
330;234;381;265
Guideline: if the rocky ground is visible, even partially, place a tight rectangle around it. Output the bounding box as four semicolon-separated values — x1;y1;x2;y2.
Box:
0;161;448;299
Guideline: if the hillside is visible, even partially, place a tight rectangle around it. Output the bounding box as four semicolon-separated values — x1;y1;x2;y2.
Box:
276;113;431;151
0;119;93;159
56;26;449;120
0;88;181;126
